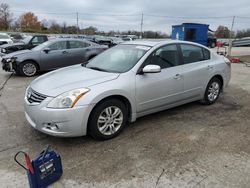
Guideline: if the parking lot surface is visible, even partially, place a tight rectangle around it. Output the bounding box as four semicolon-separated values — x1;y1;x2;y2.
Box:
0;63;250;187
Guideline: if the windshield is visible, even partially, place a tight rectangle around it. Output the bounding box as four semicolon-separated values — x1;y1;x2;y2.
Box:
86;44;150;73
0;34;10;39
21;36;32;44
32;41;51;51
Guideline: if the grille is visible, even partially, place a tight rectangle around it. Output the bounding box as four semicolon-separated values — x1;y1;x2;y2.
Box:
27;89;47;104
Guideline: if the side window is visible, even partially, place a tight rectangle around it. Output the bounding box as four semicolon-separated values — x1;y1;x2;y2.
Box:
145;44;179;69
181;44;210;64
69;41;90;49
203;48;210;60
48;41;67;51
31;36;45;45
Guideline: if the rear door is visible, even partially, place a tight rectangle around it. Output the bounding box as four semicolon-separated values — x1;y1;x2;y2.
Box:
67;40;91;65
179;44;212;99
40;41;71;70
136;44;184;114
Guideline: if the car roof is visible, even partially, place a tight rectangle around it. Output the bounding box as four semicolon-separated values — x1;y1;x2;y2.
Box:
123;39;210;49
123;40;165;47
48;38;97;45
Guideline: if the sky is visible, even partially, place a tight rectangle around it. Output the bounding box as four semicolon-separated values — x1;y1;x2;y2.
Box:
6;0;250;34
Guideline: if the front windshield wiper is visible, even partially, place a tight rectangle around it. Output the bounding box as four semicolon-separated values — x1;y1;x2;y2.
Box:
87;66;109;72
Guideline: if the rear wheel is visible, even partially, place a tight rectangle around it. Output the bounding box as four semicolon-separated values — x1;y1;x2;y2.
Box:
17;61;38;77
210;42;216;48
88;99;128;140
201;77;222;105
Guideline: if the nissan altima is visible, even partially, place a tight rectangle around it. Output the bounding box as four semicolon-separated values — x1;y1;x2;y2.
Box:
24;40;231;140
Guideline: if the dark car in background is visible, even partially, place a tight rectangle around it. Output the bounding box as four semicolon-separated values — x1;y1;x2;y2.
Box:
1;39;108;76
8;33;24;43
0;34;48;55
207;32;217;48
86;35;114;47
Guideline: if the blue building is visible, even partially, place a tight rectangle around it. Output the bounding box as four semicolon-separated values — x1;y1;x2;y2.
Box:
172;23;210;46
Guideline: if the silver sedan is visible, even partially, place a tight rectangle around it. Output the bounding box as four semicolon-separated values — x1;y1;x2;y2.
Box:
24;40;231;140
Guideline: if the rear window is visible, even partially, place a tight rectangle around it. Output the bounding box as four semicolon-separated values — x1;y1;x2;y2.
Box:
0;34;10;39
180;44;210;64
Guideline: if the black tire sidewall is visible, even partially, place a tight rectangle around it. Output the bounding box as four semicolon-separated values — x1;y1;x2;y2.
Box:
211;42;216;48
19;61;38;77
203;78;222;105
88;99;128;140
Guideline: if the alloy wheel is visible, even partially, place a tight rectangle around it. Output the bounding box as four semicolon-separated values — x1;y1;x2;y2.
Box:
97;106;124;136
22;63;37;76
208;82;220;102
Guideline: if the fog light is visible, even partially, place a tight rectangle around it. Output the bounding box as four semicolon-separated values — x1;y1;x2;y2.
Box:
43;122;59;131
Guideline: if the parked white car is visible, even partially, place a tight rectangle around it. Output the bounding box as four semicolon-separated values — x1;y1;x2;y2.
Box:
0;33;13;46
24;40;231;140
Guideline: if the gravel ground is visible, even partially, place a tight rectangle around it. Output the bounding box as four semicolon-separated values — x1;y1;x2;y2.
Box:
0;63;250;188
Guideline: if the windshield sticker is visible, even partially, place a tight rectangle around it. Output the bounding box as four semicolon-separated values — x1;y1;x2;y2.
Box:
136;46;151;51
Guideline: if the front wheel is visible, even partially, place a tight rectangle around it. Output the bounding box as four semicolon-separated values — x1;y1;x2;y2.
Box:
88;99;128;140
200;77;222;105
17;61;38;77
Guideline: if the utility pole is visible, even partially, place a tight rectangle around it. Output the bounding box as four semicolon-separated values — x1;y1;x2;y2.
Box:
228;16;235;57
140;12;143;39
76;12;79;34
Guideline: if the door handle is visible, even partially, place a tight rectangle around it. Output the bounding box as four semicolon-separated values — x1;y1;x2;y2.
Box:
207;65;213;70
173;74;182;80
62;51;69;54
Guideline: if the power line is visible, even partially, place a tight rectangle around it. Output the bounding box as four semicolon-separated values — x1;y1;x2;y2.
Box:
144;14;233;19
10;9;243;20
10;9;75;15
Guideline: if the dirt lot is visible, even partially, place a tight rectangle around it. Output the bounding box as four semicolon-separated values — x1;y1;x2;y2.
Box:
0;63;250;188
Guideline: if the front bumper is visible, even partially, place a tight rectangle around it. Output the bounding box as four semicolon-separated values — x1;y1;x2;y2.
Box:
24;96;94;137
1;58;16;72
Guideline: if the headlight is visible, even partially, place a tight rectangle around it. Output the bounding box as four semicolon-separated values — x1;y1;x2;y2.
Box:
47;88;90;109
2;48;6;53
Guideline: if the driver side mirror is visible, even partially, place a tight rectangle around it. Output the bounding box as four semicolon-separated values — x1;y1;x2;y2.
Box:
43;48;50;53
142;65;161;74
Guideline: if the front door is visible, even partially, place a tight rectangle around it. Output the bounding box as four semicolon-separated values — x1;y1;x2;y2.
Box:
135;44;184;114
40;41;70;70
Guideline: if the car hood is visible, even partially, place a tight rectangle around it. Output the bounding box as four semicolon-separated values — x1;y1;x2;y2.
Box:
30;65;120;97
3;49;31;58
1;42;24;48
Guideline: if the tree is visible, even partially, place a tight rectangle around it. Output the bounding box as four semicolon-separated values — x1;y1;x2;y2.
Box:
0;3;13;30
236;29;250;38
82;26;97;35
215;26;231;38
66;26;78;34
19;12;41;31
61;22;67;33
49;20;61;33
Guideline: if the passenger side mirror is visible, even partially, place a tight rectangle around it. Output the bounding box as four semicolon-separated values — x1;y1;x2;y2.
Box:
142;65;161;74
43;48;50;53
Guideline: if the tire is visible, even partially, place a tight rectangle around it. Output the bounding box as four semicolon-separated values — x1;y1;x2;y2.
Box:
200;77;222;105
88;99;128;140
210;42;216;48
17;61;38;77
